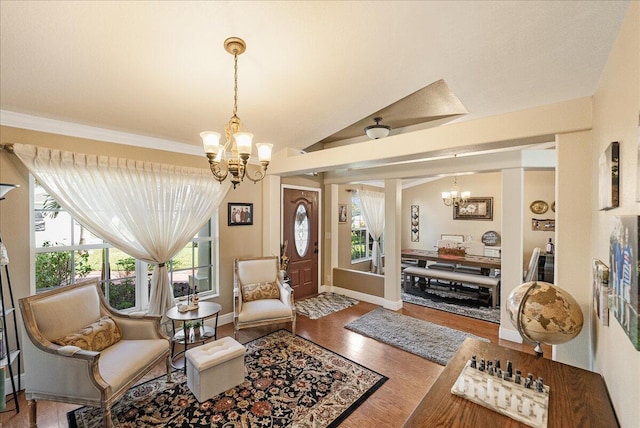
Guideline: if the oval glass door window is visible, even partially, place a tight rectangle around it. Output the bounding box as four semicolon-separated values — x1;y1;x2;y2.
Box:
294;204;309;257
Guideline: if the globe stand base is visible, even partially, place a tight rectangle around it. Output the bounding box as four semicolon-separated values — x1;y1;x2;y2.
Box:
533;342;543;356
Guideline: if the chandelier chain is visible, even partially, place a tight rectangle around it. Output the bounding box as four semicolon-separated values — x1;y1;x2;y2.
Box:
233;51;239;118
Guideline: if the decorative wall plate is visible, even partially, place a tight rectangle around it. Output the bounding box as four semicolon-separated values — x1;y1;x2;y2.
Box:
551;201;556;212
482;230;501;246
530;200;549;214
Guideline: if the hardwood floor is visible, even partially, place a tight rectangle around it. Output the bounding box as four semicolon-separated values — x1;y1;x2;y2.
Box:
0;300;548;428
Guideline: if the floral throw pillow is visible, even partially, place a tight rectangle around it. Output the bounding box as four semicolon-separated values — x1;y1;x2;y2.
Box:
242;281;281;302
52;316;122;352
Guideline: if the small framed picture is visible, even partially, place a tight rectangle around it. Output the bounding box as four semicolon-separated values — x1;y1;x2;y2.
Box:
228;203;253;226
338;204;347;223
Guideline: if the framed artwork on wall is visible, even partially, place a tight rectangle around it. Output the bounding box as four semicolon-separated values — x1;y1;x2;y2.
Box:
228;203;253;226
593;259;610;326
411;205;419;242
599;141;619;210
338;204;347;223
531;218;555;231
608;215;639;350
453;197;493;221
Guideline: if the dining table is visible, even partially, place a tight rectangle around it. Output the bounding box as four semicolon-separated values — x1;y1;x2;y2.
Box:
401;248;501;270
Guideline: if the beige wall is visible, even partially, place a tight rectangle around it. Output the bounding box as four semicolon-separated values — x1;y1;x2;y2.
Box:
402;173;503;250
401;171;554;269
591;3;640;426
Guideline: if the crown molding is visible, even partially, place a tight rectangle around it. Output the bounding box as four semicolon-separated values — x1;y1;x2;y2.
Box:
0;110;202;156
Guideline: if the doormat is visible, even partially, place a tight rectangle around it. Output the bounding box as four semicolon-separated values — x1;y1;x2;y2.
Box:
68;329;386;428
345;308;489;365
295;292;359;319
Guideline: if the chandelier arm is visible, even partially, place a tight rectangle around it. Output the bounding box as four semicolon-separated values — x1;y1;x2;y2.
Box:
245;163;269;184
207;161;229;183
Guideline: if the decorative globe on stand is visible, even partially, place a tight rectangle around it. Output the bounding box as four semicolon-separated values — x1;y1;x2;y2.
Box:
507;281;584;356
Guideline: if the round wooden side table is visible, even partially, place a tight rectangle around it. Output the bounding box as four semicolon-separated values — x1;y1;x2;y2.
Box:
165;301;222;372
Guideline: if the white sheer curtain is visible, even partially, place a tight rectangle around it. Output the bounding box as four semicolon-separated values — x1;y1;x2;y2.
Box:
358;190;385;274
13;143;230;319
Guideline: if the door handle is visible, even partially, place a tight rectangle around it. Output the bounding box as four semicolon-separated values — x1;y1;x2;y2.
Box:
314;242;318;254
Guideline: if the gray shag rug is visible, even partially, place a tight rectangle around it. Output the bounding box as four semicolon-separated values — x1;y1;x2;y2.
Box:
296;292;359;319
345;308;489;365
402;289;501;324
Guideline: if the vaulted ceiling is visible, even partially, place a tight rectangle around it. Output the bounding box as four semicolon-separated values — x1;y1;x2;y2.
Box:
0;1;629;156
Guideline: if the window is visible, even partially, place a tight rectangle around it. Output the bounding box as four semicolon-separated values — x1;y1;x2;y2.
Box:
32;177;219;311
350;193;384;263
350;193;369;262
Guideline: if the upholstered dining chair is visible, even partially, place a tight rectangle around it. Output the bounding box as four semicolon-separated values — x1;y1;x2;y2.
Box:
19;279;171;428
524;247;541;282
233;256;296;339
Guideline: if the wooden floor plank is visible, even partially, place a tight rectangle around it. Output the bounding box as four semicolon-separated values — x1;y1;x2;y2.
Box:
0;300;547;427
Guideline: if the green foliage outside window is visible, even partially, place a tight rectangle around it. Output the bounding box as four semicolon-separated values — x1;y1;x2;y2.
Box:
35;241;92;290
104;256;137;310
351;230;368;260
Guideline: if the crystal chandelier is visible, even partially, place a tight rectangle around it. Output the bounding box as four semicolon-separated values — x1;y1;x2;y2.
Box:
441;177;470;207
201;37;272;189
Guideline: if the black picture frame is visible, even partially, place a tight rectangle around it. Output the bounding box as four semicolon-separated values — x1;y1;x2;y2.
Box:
228;203;253;226
453;197;493;220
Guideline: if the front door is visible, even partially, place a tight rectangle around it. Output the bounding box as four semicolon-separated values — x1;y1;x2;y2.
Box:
282;188;319;299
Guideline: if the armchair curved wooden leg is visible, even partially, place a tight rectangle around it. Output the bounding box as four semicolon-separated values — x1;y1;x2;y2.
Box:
292;318;296;336
28;399;37;428
103;406;113;428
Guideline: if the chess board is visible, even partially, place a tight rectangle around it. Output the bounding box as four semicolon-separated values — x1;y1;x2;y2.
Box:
451;360;550;428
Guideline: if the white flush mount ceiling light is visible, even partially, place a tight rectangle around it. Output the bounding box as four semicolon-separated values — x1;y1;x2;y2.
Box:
201;37;273;189
364;117;391;139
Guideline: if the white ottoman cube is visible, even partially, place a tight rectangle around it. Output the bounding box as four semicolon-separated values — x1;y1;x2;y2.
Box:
185;336;246;402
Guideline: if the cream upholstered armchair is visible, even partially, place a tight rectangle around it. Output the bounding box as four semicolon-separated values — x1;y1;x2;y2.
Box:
19;279;171;428
233;256;296;339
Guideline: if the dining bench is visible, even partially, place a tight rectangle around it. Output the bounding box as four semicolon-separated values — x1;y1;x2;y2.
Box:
403;266;501;308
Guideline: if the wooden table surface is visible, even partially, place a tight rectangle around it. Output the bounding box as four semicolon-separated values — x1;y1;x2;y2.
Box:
402;249;501;270
404;338;618;428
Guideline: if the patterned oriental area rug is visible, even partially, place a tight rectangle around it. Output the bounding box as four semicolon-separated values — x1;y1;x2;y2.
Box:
68;329;387;428
295;292;359;319
345;308;489;366
402;287;501;324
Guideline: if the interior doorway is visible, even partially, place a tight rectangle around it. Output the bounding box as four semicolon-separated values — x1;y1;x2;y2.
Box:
282;187;319;299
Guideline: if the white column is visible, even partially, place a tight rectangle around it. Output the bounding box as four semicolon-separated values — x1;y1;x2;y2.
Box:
384;178;402;309
326;184;339;286
500;168;525;343
261;175;281;257
553;131;592;370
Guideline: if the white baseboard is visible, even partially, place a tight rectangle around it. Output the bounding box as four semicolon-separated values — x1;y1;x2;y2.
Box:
3;371;24;398
320;285;403;310
499;326;523;343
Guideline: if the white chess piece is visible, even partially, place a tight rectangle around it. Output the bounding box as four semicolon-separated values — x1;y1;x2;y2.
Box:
510;394;518;412
457;376;466;393
467;379;475;397
497;387;507;408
